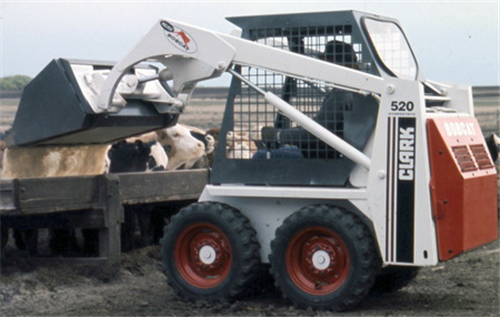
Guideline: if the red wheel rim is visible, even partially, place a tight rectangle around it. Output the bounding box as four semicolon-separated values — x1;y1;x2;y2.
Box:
175;223;232;288
286;226;350;295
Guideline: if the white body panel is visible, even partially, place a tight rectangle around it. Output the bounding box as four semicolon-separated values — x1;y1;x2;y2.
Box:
200;186;371;263
367;78;438;266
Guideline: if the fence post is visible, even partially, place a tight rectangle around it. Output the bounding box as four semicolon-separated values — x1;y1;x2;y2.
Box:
97;174;123;278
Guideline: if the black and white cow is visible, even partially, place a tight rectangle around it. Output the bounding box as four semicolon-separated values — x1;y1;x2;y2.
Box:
108;140;168;173
127;125;209;170
106;139;169;252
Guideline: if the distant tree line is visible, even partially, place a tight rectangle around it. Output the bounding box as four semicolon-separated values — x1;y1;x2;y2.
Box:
0;75;31;90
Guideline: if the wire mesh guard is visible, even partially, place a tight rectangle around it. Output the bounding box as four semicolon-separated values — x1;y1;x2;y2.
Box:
225;25;368;161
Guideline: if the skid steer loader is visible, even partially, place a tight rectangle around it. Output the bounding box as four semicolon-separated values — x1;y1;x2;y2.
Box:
8;10;498;311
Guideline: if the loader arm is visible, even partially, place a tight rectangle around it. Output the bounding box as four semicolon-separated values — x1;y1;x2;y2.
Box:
96;19;384;168
96;20;237;112
98;19;385;114
221;33;384;95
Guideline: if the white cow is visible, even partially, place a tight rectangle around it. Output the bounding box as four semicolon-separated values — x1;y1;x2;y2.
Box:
226;131;258;159
157;124;206;170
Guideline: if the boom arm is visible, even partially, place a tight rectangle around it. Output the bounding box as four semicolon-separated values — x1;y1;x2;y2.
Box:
95;20;237;112
93;19;386;168
97;19;384;113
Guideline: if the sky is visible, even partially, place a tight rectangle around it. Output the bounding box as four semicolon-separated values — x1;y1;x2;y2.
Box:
1;0;499;87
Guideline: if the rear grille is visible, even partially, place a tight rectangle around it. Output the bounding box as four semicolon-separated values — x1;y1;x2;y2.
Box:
470;144;494;170
452;146;477;172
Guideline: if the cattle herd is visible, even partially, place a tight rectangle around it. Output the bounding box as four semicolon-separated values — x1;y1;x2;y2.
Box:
0;123;217;178
0;123;220;257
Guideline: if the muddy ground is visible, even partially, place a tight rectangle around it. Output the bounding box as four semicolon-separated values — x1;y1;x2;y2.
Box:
0;230;498;317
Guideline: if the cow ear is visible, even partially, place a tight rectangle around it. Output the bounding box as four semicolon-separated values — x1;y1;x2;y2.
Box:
156;129;167;141
134;140;144;150
113;140;126;149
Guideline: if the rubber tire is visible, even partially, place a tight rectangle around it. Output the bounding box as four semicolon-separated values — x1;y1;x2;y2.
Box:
371;266;419;294
269;205;380;311
161;202;260;302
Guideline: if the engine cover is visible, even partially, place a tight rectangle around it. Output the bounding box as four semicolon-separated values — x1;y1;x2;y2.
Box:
427;117;498;261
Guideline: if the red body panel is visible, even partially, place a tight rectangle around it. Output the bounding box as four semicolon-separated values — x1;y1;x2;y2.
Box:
427;117;498;261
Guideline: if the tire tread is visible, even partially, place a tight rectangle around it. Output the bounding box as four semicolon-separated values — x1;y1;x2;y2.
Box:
160;202;260;302
269;204;380;311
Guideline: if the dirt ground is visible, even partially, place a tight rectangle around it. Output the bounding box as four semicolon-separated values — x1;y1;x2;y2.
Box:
0;230;498;317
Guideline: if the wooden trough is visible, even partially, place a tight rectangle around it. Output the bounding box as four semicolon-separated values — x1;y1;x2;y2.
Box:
0;169;209;277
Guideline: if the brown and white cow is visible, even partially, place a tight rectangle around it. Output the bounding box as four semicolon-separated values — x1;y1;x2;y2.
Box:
1;144;111;179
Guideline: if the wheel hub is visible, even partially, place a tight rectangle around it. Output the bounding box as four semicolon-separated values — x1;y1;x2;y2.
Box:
304;241;337;276
286;226;351;295
199;245;217;265
192;236;225;271
175;222;232;288
312;250;331;270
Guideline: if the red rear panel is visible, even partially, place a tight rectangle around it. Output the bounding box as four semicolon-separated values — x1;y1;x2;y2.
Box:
427;117;498;261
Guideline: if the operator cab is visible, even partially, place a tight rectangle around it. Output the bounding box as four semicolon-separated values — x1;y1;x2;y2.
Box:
211;10;419;186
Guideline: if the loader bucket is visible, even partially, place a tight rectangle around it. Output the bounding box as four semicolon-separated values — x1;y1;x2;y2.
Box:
6;58;179;147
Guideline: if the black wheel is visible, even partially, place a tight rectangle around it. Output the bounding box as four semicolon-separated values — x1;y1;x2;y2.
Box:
371;266;419;294
160;202;260;302
269;205;380;311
